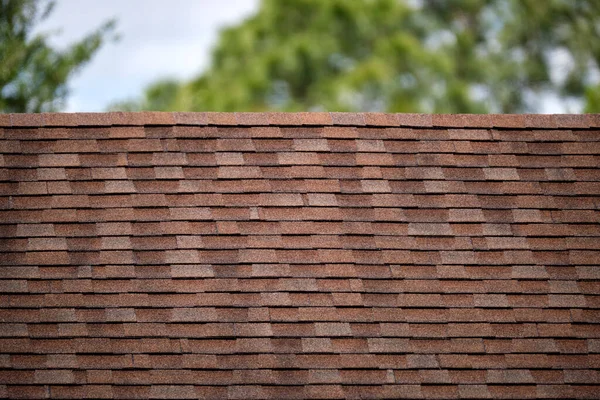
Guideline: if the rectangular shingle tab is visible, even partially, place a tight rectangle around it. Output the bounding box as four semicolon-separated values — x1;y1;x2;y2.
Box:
0;111;598;398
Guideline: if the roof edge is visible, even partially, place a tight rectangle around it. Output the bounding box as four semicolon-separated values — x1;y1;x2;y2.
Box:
1;112;598;129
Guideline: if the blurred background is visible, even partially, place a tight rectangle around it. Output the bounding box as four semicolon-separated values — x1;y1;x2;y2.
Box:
1;0;599;114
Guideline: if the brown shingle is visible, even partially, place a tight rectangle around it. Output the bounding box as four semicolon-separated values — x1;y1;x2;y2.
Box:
330;112;365;126
109;111;173;126
173;112;208;125
397;113;433;127
266;112;302;125
524;114;557;128
205;112;237;125
490;114;526;128
0;113;11;127
42;112;80;127
39;154;80;167
364;113;397;126
11;113;44;127
293;138;329;151
555;114;589;128
299;112;332;126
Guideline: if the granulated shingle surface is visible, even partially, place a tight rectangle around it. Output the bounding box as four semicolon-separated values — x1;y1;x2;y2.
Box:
0;112;599;399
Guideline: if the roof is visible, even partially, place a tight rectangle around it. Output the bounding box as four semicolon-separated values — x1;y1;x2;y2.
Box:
0;112;599;399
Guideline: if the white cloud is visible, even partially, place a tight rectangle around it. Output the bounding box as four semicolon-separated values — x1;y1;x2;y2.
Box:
35;0;259;111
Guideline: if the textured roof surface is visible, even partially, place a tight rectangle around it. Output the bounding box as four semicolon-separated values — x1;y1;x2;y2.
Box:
0;112;599;399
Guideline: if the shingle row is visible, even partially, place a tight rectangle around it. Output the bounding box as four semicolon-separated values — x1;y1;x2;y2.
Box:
2;112;599;128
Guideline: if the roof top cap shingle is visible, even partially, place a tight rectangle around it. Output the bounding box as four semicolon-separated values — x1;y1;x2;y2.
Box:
2;112;596;129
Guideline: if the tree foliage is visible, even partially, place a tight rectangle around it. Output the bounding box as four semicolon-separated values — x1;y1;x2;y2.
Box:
0;0;116;112
123;0;600;113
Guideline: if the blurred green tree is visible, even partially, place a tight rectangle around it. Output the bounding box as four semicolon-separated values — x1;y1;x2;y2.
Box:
0;0;116;112
117;0;600;113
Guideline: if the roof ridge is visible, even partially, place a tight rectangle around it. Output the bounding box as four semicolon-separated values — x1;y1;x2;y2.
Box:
1;111;598;129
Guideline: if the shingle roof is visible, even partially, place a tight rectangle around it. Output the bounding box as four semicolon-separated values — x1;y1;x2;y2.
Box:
1;112;599;399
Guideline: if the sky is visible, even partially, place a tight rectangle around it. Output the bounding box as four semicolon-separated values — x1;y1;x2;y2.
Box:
35;0;259;112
